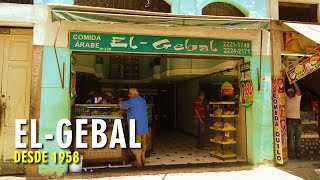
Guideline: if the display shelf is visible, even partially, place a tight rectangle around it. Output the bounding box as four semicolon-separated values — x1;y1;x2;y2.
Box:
210;139;236;145
74;103;154;164
210;126;236;131
75;104;125;120
302;120;318;125
75;115;124;119
209;85;238;161
76;104;119;107
301;134;319;138
210;101;236;105
210;114;238;118
210;150;236;158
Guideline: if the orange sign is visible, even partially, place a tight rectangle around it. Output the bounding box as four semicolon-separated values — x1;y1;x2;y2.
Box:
286;52;320;84
221;82;234;97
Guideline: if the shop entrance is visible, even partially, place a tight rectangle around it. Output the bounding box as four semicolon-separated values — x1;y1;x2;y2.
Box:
281;24;320;161
71;52;247;168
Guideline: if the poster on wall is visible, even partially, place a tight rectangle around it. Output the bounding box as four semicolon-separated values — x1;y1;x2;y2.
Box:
283;32;318;53
286;51;320;84
239;62;253;108
70;56;77;100
272;78;288;164
221;82;234;97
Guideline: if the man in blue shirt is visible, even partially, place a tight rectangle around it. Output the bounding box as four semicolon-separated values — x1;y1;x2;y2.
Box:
120;88;148;167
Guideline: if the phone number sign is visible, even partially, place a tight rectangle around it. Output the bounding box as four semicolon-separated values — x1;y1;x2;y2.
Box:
69;32;252;57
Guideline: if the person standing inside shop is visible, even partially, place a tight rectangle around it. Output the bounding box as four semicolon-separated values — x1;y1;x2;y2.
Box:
119;88;148;167
193;90;207;150
85;91;98;104
285;82;302;159
100;92;113;104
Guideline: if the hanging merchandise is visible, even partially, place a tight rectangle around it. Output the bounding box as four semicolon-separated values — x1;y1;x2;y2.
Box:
70;56;77;100
240;62;254;108
272;78;288;164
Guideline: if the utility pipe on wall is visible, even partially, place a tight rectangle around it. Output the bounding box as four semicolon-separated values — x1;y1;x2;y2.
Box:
54;21;65;89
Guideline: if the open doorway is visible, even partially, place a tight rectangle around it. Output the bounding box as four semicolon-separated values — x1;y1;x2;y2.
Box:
71;52;247;168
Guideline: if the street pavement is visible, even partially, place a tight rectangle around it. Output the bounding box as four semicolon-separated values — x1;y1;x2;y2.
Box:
0;159;319;180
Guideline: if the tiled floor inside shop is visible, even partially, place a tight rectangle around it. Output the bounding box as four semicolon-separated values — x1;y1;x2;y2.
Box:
145;130;246;166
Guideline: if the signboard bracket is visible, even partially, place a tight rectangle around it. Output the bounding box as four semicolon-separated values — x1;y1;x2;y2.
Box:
257;68;261;91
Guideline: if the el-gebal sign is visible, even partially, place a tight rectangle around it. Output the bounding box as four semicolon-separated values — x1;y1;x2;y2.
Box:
13;119;140;164
69;32;252;57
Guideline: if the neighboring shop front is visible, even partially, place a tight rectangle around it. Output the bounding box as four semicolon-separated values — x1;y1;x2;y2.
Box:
0;3;38;175
0;27;33;175
33;4;274;177
272;21;320;164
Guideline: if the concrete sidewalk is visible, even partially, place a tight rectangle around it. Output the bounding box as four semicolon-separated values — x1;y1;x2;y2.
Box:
1;159;319;180
277;159;320;179
64;159;320;180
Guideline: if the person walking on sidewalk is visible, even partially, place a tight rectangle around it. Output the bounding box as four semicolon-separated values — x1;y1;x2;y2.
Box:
120;88;148;167
193;90;207;150
285;82;302;159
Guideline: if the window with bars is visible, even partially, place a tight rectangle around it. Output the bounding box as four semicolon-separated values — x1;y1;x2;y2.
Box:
109;56;140;80
202;2;245;17
0;0;33;4
74;0;171;13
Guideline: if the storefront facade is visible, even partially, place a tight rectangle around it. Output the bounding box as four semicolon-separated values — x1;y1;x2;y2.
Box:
270;0;320;162
0;0;275;178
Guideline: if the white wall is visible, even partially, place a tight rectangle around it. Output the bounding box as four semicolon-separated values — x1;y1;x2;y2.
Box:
0;3;49;45
0;3;34;26
268;0;279;19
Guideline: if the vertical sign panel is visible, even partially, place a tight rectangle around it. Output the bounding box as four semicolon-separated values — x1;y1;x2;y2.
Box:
272;78;288;164
240;62;253;108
